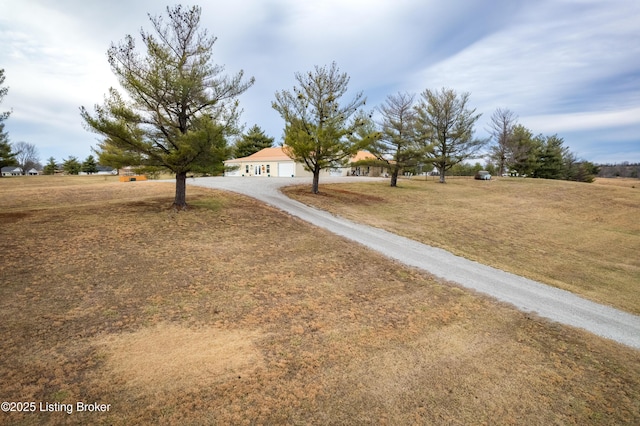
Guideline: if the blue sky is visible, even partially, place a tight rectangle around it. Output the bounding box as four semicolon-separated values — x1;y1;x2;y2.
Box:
1;0;639;164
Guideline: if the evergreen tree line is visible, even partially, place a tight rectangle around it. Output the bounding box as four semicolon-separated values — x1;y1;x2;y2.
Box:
491;128;600;183
41;155;103;175
485;109;598;183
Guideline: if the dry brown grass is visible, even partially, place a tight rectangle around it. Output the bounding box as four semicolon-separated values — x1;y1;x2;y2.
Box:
284;176;640;315
1;176;639;425
96;324;265;394
593;176;639;188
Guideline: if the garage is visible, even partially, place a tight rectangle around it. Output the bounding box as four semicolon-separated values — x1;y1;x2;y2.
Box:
278;162;295;177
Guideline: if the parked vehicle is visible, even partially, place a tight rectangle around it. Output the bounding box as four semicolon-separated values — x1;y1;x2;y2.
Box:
474;170;491;180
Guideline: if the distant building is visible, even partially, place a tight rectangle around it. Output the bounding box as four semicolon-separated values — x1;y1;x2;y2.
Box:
1;167;39;176
79;166;117;176
1;167;22;176
96;165;117;175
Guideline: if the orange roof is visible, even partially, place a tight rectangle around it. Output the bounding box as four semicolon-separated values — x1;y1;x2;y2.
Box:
350;151;376;162
226;147;294;163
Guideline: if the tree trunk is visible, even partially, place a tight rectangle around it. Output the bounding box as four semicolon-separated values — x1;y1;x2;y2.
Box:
312;170;320;194
173;171;188;209
390;169;398;187
439;165;446;183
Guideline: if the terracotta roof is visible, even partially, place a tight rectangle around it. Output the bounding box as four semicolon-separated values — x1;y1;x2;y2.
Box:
226;147;294;163
350;151;376;162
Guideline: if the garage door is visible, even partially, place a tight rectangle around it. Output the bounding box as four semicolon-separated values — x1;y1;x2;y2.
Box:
278;162;295;177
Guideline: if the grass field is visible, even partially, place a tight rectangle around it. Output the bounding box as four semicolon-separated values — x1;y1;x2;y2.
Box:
1;175;639;424
284;176;640;315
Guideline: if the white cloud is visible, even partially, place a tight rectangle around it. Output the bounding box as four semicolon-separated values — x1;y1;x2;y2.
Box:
523;107;640;133
410;0;640;114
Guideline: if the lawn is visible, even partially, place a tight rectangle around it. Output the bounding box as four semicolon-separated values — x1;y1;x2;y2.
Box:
1;176;639;424
284;176;640;315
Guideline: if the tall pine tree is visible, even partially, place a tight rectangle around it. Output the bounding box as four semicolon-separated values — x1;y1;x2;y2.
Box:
272;62;370;193
233;125;274;158
81;6;254;208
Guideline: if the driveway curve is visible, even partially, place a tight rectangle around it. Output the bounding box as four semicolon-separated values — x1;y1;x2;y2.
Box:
189;176;640;349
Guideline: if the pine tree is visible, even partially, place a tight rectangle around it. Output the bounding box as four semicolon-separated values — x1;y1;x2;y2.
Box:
369;92;427;187
82;155;98;174
233;125;274;158
0;137;17;174
43;157;57;175
272;62;369;193
81;5;254;208
0;69;16;174
63;156;81;175
415;88;485;183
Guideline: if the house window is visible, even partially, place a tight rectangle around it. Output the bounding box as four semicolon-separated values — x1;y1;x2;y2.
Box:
245;165;249;174
266;164;270;174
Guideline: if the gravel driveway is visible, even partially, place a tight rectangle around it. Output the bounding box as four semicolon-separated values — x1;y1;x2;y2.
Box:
189;176;640;349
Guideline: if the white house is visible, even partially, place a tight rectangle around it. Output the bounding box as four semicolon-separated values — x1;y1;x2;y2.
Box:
1;167;41;176
79;166;118;176
225;147;299;177
224;147;383;177
1;167;23;176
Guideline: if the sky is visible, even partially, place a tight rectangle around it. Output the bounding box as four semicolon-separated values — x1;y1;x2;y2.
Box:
1;0;639;165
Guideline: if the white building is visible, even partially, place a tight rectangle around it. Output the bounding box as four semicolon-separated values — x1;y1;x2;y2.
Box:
224;147;383;177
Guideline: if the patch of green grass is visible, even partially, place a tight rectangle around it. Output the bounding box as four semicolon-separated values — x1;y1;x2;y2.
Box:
49;390;71;402
189;197;224;211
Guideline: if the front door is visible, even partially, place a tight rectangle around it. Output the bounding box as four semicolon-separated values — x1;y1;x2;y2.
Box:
254;165;261;176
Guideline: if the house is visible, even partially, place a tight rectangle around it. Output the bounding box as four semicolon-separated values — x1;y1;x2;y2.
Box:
349;151;387;177
1;167;23;176
96;166;117;175
79;166;118;175
1;167;41;176
224;147;382;177
225;147;298;177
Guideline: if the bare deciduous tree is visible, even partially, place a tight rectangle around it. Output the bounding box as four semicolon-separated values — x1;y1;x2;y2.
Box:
13;141;40;174
487;108;517;176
